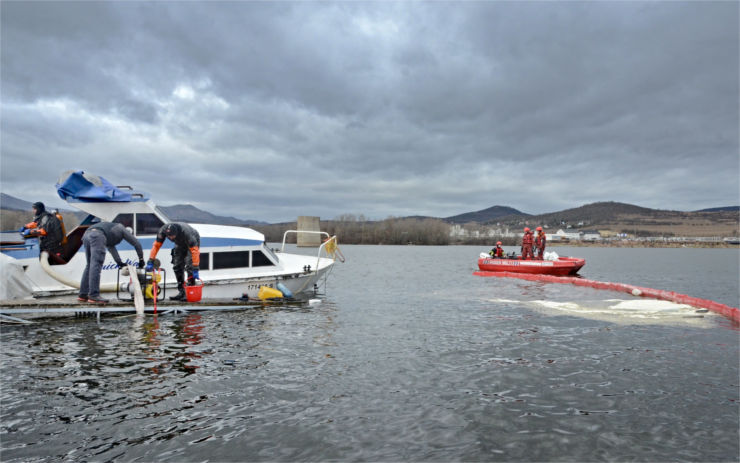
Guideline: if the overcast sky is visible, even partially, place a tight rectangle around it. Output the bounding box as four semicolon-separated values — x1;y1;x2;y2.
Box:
1;1;738;223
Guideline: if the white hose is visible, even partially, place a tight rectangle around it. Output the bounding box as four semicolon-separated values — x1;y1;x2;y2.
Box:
39;251;120;292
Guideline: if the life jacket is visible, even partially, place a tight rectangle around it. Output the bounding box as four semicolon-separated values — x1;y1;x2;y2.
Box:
54;210;68;246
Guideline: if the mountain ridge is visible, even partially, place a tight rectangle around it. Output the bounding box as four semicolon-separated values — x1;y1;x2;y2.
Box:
444;205;528;224
1;193;736;231
0;193;266;226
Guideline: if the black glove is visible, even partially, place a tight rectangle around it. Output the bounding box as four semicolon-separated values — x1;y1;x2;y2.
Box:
116;261;125;269
138;259;145;269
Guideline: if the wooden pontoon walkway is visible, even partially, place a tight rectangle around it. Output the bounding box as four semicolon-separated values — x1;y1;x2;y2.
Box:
0;295;311;323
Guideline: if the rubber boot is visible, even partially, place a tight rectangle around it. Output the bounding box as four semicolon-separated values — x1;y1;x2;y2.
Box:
170;278;187;301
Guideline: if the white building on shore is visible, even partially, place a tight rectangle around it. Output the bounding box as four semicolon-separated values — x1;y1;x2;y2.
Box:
547;229;583;242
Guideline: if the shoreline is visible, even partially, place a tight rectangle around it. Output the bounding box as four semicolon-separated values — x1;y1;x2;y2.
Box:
448;240;739;249
545;241;739;249
356;241;740;248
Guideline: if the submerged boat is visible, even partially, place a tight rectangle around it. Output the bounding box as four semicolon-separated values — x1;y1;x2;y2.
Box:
2;171;342;301
477;253;585;276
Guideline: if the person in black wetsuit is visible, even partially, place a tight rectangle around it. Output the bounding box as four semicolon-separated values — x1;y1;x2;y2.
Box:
20;202;65;264
146;223;201;301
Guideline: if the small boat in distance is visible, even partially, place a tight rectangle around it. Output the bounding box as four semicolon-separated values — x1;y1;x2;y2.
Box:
477;253;585;276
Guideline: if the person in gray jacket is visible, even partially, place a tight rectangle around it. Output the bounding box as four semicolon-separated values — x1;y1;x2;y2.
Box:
79;222;145;304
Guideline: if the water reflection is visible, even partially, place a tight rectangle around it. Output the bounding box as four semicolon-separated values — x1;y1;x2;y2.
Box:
131;313;207;376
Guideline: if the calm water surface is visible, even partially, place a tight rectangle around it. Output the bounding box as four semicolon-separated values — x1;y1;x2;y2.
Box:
1;246;738;462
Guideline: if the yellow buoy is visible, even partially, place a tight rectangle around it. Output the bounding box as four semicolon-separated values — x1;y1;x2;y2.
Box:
258;286;283;300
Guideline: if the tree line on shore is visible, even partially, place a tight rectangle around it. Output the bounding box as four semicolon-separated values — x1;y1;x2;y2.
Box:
253;214;522;246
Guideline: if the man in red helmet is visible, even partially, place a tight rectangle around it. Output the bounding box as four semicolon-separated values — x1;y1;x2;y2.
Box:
534;226;547;260
521;227;534;260
489;241;505;258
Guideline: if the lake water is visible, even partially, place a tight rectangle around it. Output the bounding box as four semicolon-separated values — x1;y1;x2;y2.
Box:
1;246;738;462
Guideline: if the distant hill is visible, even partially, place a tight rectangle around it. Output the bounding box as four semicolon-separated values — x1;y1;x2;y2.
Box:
695;206;739;212
0;193;73;212
445;205;528;224
516;201;656;226
0;193;78;215
0;193;265;226
2;190;737;236
0;193;33;211
158;204;266;226
488;201;739;237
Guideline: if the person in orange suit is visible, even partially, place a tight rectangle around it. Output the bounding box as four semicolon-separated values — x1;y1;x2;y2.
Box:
489;241;505;258
521;227;534;260
534;226;547;260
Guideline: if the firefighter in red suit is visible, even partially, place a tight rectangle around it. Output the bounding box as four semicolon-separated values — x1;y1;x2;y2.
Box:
534;226;546;260
521;227;534;260
489;241;505;258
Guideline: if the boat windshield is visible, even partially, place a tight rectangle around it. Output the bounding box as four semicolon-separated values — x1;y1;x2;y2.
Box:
262;243;280;263
154;205;171;222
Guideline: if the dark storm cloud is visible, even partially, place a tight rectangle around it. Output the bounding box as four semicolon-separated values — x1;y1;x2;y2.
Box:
1;1;737;222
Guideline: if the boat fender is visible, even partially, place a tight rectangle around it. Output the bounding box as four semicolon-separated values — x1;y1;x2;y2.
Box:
276;282;293;298
258;286;284;300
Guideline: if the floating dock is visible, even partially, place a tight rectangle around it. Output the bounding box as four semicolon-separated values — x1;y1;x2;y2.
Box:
0;295;310;323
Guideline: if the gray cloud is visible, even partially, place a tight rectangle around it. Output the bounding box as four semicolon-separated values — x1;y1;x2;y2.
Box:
1;1;737;222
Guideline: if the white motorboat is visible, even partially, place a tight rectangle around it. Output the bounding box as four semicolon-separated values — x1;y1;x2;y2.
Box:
2;171;342;301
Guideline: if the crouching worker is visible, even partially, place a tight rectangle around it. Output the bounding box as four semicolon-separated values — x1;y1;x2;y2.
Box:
489;241;505;258
79;222;145;304
147;223;200;301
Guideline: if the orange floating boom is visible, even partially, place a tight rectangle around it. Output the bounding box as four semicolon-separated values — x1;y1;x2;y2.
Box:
473;270;740;324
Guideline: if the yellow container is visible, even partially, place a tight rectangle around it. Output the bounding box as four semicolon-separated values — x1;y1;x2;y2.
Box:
258;286;283;300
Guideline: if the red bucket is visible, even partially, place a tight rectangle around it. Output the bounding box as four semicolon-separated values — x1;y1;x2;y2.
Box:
185;283;203;302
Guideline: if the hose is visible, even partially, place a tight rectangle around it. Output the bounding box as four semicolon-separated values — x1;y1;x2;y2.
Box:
39;251;120;292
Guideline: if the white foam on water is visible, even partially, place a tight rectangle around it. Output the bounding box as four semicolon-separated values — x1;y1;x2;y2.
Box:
608;299;694;312
522;299;714;327
487;298;521;304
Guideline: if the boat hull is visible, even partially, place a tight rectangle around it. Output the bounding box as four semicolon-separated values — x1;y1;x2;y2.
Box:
477;256;585;276
4;245;335;300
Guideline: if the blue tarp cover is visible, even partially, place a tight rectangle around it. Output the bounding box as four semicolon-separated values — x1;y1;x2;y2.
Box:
56;171;138;202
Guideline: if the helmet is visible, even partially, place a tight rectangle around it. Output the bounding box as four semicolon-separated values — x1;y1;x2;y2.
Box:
496;241;502;245
536;226;543;231
523;227;530;232
32;201;45;213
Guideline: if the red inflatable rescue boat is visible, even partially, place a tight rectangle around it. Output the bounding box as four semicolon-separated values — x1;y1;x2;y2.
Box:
477;255;585;276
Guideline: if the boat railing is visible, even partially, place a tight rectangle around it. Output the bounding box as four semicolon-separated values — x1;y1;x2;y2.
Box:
280;230;343;270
